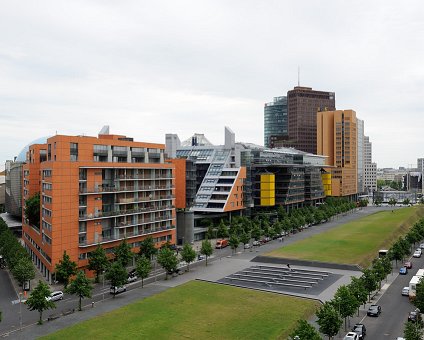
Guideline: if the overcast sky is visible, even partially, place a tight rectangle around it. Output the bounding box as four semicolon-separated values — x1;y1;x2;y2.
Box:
1;1;423;170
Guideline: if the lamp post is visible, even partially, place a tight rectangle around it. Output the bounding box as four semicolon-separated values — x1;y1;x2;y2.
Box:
19;292;22;331
102;271;105;301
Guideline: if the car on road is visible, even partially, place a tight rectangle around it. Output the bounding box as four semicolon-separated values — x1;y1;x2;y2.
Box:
351;323;366;338
343;332;359;340
408;310;421;323
110;286;127;295
127;274;137;283
252;240;261;246
244;243;251;249
46;291;64;302
404;261;412;269
402;287;410;296
420;243;424;249
367;304;381;317
413;250;422;258
399;267;408;275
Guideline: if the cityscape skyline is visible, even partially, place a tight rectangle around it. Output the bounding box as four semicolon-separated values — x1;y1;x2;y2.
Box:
1;1;424;170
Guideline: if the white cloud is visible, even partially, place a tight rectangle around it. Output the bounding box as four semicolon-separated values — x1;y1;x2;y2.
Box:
1;0;424;169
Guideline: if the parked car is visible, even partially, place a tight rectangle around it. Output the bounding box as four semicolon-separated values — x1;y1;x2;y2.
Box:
413;250;422;258
215;239;228;249
252;240;261;246
367;304;381;317
420;243;424;249
404;261;412;269
343;332;359;340
402;287;410;296
110;286;127;295
408;309;421;323
399;267;408;275
351;323;366;338
46;291;64;302
127;274;137;283
416;248;422;255
244;243;251;249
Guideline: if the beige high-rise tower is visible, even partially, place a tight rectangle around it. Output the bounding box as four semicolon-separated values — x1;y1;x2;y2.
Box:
317;109;358;198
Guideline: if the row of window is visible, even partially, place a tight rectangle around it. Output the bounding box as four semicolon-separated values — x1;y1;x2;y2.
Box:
24;232;51;264
42;220;52;232
42;208;52;217
42;195;52;204
42;182;52;191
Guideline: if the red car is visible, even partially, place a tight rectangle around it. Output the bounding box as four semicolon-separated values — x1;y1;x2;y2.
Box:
404;261;413;269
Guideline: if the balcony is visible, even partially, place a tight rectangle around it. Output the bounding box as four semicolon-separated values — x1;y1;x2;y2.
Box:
78;225;175;247
79;205;174;221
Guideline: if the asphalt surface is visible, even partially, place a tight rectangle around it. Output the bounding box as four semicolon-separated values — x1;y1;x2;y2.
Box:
0;205;406;339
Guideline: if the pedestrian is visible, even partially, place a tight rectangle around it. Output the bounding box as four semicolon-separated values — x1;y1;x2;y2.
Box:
287;263;292;271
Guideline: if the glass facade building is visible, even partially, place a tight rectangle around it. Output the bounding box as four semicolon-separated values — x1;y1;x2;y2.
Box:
264;96;287;148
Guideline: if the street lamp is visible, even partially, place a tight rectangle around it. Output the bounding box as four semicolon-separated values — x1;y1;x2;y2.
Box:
102;271;105;301
19;292;23;331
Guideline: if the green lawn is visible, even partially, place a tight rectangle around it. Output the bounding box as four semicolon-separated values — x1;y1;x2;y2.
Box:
41;281;319;340
266;206;424;268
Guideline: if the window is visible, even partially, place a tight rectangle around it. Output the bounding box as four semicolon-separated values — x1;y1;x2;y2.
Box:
70;143;78;161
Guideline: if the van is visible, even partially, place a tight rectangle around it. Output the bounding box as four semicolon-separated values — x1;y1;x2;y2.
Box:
215;239;228;249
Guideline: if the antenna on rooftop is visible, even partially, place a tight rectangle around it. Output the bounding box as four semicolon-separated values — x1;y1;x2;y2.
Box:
297;66;300;86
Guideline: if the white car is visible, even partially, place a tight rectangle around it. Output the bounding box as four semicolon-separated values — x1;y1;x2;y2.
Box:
110;286;127;295
127;275;137;283
46;291;64;302
420;243;424;249
343;332;359;340
244;243;251;249
402;287;410;296
414;250;422;258
252;240;261;246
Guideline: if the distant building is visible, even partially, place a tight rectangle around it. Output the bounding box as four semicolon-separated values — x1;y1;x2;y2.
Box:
5;160;24;217
417;158;424;174
23;129;176;283
264;96;287;148
364;136;377;193
0;174;5;213
282;86;335;154
317;109;358;199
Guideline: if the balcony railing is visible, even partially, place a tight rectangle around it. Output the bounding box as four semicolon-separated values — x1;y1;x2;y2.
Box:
79;205;174;220
79;185;174;194
78;225;175;247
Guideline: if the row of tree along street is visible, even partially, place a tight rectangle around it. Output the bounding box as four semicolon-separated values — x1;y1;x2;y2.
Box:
290;216;424;340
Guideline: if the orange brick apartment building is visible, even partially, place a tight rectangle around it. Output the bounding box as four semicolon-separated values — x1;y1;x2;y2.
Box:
22;131;175;282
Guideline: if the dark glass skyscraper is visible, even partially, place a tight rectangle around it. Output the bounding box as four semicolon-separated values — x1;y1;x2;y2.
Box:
263;96;287;148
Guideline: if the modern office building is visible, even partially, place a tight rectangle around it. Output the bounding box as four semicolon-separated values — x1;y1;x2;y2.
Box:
264;96;287;148
364;136;377;193
357;119;365;194
417;158;424;174
317;109;358;199
167;127;326;241
22;129;175;282
280;86;336;154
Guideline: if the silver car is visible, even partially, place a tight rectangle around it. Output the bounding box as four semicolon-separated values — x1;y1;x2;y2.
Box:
47;291;64;302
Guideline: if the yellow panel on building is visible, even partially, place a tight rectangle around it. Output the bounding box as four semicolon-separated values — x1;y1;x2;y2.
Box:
260;173;275;206
321;173;332;196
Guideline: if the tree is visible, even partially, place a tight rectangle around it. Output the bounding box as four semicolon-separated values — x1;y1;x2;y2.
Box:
404;318;424;340
316;301;342;340
114;239;133;267
12;257;35;287
24;193;40;228
251;224;262;241
88;244;109;283
403;198;411;206
413;279;424;312
371;258;386;290
180;243;196;272
55;251;77;288
239;232;251;251
157;247;178;280
200;239;213;266
105;261;128;297
333;285;357;331
206;225;215;240
135;255;151;288
362;268;378;302
391;240;404;267
229;234;239;254
26;280;55;324
389;198;397;207
289;319;321;340
139;236;158;260
216;220;229;239
66;271;93;311
348;277;368;316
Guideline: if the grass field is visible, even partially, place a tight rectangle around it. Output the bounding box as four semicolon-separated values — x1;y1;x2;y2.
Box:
266;206;424;267
41;281;319;340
